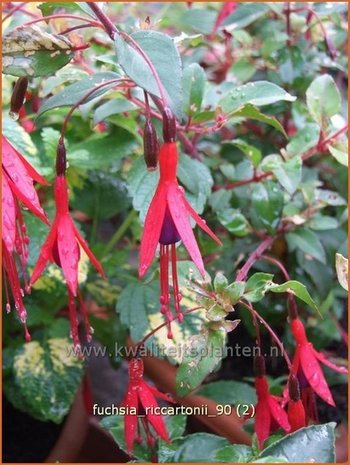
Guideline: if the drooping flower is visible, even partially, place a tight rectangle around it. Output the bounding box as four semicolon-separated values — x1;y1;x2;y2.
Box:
2;136;49;338
31;140;105;350
122;357;173;454
290;317;348;407
254;355;290;448
287;374;306;432
139;142;221;337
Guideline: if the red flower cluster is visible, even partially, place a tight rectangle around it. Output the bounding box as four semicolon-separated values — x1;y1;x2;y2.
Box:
254;374;290;448
139;142;221;337
2;136;49;339
31;170;105;350
122;358;173;454
290;317;347;407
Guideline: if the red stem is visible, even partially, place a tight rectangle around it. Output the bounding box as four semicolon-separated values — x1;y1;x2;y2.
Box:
235;236;275;282
284;2;292;46
87;2;118;39
16;14;100;28
240;300;292;370
2;2;38;22
60;78;131;138
88;2;167;107
220;125;347;191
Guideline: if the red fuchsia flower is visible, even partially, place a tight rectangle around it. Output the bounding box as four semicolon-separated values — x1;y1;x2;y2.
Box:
30;139;105;350
287;374;306;433
213;2;237;32
122;357;173;455
139;142;222;338
290;317;348;407
253;355;290;448
2;136;49;339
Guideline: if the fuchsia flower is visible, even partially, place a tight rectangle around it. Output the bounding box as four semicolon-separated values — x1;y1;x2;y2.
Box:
287;374;306;433
2;136;49;338
254;375;291;448
290;318;348;407
122;358;173;454
31;141;105;350
139;142;221;337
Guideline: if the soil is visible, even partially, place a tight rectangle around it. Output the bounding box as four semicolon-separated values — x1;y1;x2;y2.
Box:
2;397;64;463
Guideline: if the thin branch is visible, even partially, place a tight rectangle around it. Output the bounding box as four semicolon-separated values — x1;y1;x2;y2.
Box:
235;236;274;282
60;78;131;138
16;14;99;29
239;300;292;370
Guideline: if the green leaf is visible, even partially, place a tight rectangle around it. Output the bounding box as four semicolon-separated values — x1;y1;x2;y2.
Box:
230;104;287;136
115;30;182;119
2;26;74;77
215;444;253;462
306;75;341;127
71;172;130;221
38;2;94;17
178;154;214;213
158;433;233;463
2;117;39;168
176;329;226;396
269;280;318;313
226;139;262;167
226;281;246;304
285;124;320;158
38;72;120;115
68;129;137;171
329;140;348;167
308;214;339;231
6;338;84;423
180;8;217;34
231;58;256;83
182;63;206;115
93;98;138;125
286;228;326;263
218;208;251;237
251;182;284;233
117;281;205;360
244;272;274;302
101;415;152;462
220;82;295;114
127;156;159;222
213;272;229;292
253;456;288;463
222;3;270;29
197;380;256;405
258;423;336;463
117;281;159;343
260;154;301;195
166;414;187;439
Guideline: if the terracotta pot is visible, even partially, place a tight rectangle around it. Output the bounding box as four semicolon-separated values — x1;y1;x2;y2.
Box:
46;385;89;463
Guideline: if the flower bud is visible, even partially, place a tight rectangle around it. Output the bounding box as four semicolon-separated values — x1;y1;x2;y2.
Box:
162;106;176;142
56;138;67;176
254;354;266;377
143;119;159;170
10;77;28;119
